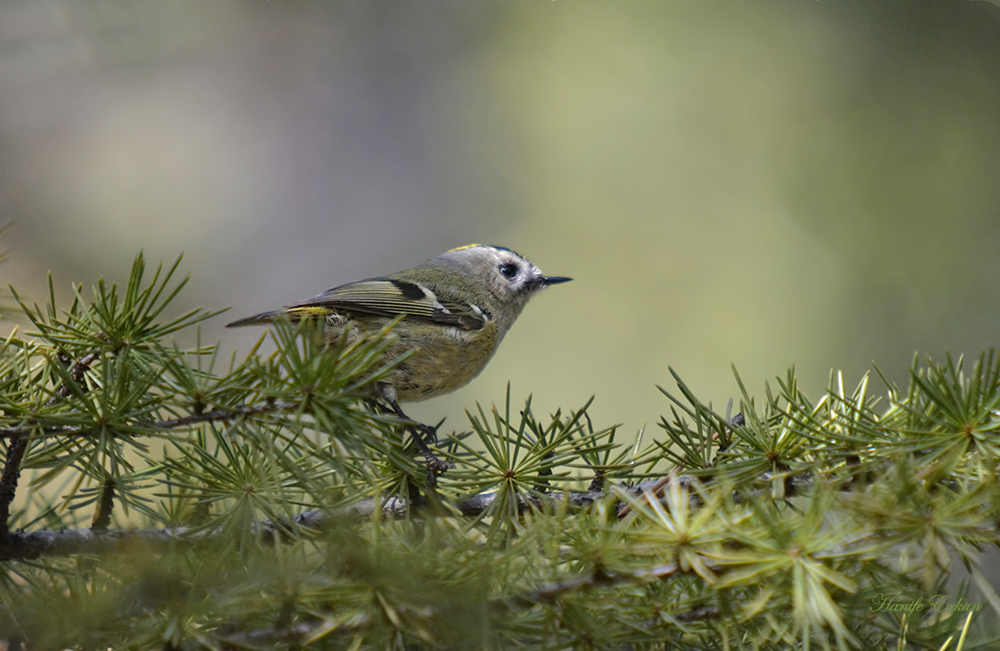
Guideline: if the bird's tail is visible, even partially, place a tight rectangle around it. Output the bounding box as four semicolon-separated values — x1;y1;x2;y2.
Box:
225;311;285;328
226;306;331;328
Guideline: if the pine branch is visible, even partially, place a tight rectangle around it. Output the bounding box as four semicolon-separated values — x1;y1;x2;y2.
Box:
216;620;345;648
0;479;678;561
1;351;99;540
0;434;28;542
45;351;99;406
0;401;304;439
5;252;1000;647
526;561;689;602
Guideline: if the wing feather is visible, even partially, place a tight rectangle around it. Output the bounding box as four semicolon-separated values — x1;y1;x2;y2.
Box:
288;278;487;331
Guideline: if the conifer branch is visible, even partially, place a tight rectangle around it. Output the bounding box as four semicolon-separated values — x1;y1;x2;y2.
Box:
91;479;116;532
0;402;305;439
0;479;677;561
45;351;99;405
1;351;99;539
4;252;999;647
0;434;28;541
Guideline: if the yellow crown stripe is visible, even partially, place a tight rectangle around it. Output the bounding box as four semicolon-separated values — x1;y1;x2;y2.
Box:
447;243;483;252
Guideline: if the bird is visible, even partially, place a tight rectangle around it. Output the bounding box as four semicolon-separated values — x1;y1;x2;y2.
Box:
226;244;571;459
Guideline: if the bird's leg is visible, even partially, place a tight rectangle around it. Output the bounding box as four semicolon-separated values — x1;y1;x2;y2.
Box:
384;399;453;474
371;383;452;474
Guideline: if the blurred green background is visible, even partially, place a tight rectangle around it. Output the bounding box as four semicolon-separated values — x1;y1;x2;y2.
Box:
2;0;1000;435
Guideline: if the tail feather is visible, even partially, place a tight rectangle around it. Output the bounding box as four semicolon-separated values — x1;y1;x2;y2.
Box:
225;311;283;328
226;306;332;328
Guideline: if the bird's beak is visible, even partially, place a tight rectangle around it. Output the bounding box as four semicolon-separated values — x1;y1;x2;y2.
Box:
540;275;573;286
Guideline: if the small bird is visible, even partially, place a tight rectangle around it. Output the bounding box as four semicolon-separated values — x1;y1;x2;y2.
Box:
227;244;571;429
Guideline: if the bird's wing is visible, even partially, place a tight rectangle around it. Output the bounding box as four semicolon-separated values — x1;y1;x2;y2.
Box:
287;277;488;331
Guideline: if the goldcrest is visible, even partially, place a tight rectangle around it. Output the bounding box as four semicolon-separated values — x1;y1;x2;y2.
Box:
227;245;571;410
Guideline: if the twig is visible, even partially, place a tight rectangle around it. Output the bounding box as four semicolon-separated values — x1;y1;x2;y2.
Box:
0;480;671;561
216;619;349;647
526;562;689;602
616;475;674;518
45;352;98;406
0;390;296;543
152;402;302;429
0;402;303;439
0;433;29;542
91;479;116;532
1;351;99;541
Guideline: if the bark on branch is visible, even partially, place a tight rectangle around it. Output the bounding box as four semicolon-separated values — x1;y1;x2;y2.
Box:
0;479;677;561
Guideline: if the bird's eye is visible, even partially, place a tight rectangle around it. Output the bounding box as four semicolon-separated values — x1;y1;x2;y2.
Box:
499;263;519;280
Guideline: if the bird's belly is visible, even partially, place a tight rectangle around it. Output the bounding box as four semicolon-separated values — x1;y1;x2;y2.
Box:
388;325;498;403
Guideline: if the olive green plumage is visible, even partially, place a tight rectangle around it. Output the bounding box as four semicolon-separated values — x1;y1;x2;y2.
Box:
227;244;571;404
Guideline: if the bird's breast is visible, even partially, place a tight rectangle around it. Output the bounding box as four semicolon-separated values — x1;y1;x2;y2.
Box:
389;320;500;402
318;313;503;403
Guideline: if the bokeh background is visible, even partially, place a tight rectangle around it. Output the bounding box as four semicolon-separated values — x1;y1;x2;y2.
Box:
2;0;1000;436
